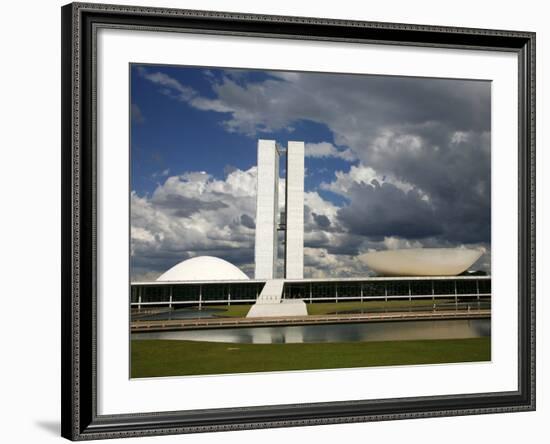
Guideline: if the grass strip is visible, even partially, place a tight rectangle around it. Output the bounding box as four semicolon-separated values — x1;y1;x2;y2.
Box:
131;337;490;378
204;300;459;318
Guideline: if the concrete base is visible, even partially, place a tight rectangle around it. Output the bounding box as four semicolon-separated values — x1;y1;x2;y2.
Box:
246;279;308;317
247;299;308;318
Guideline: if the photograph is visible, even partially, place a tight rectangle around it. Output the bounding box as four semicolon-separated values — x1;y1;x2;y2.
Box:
129;64;492;378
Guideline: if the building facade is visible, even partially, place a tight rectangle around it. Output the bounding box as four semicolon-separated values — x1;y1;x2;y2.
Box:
253;140;280;279
254;139;304;280
130;276;491;309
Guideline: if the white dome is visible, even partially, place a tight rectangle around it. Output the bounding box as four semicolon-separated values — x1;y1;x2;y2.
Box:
362;248;483;277
156;256;250;282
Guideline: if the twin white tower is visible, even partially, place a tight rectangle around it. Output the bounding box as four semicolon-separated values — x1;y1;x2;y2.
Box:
254;140;304;280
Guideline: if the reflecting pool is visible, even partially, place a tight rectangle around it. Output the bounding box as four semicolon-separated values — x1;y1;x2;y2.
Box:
132;319;490;344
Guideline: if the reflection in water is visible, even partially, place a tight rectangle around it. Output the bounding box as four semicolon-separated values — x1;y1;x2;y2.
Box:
132;319;490;344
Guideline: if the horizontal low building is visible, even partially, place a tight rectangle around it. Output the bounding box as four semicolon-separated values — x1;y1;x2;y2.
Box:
130;275;491;309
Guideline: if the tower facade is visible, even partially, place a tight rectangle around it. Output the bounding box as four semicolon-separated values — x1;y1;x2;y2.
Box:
254;140;279;279
284;141;305;279
254;139;304;280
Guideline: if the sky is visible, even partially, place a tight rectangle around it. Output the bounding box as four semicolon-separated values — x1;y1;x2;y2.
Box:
130;64;491;280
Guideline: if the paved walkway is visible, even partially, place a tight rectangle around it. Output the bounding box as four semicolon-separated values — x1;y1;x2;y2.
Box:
131;309;491;333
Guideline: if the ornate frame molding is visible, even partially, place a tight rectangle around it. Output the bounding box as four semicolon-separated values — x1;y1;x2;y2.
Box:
61;2;535;440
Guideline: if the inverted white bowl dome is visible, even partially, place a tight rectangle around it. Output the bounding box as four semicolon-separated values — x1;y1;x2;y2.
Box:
156;256;250;282
363;248;483;277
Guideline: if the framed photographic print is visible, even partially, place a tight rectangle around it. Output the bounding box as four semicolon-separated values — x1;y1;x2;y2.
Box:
61;2;536;440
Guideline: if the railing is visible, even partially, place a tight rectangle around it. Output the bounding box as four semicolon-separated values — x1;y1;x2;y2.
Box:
131;309;491;332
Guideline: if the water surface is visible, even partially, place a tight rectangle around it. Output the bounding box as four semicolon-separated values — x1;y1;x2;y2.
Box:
132;319;490;344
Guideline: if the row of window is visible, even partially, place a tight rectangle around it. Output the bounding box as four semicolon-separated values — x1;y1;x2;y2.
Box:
130;279;491;304
285;279;491;299
131;283;264;303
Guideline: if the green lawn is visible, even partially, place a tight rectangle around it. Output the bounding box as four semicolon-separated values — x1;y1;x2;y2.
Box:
306;300;454;315
208;304;252;317
131;337;490;378
201;300;455;318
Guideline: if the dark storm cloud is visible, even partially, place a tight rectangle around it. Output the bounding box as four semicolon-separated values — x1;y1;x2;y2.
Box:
338;181;443;239
240;213;256;229
323;234;363;256
186;71;490;141
210;247;254;267
347;75;491;132
312;212;331;229
153;194;228;217
363;130;491;244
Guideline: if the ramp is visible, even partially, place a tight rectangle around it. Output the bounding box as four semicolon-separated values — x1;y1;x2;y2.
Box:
246;279;307;318
256;279;284;304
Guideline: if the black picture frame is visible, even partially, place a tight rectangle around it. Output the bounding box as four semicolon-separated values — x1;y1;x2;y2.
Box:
61;2;536;440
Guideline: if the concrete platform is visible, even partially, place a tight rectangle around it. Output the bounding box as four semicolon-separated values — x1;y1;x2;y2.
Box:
247;299;308;318
246;279;308;318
